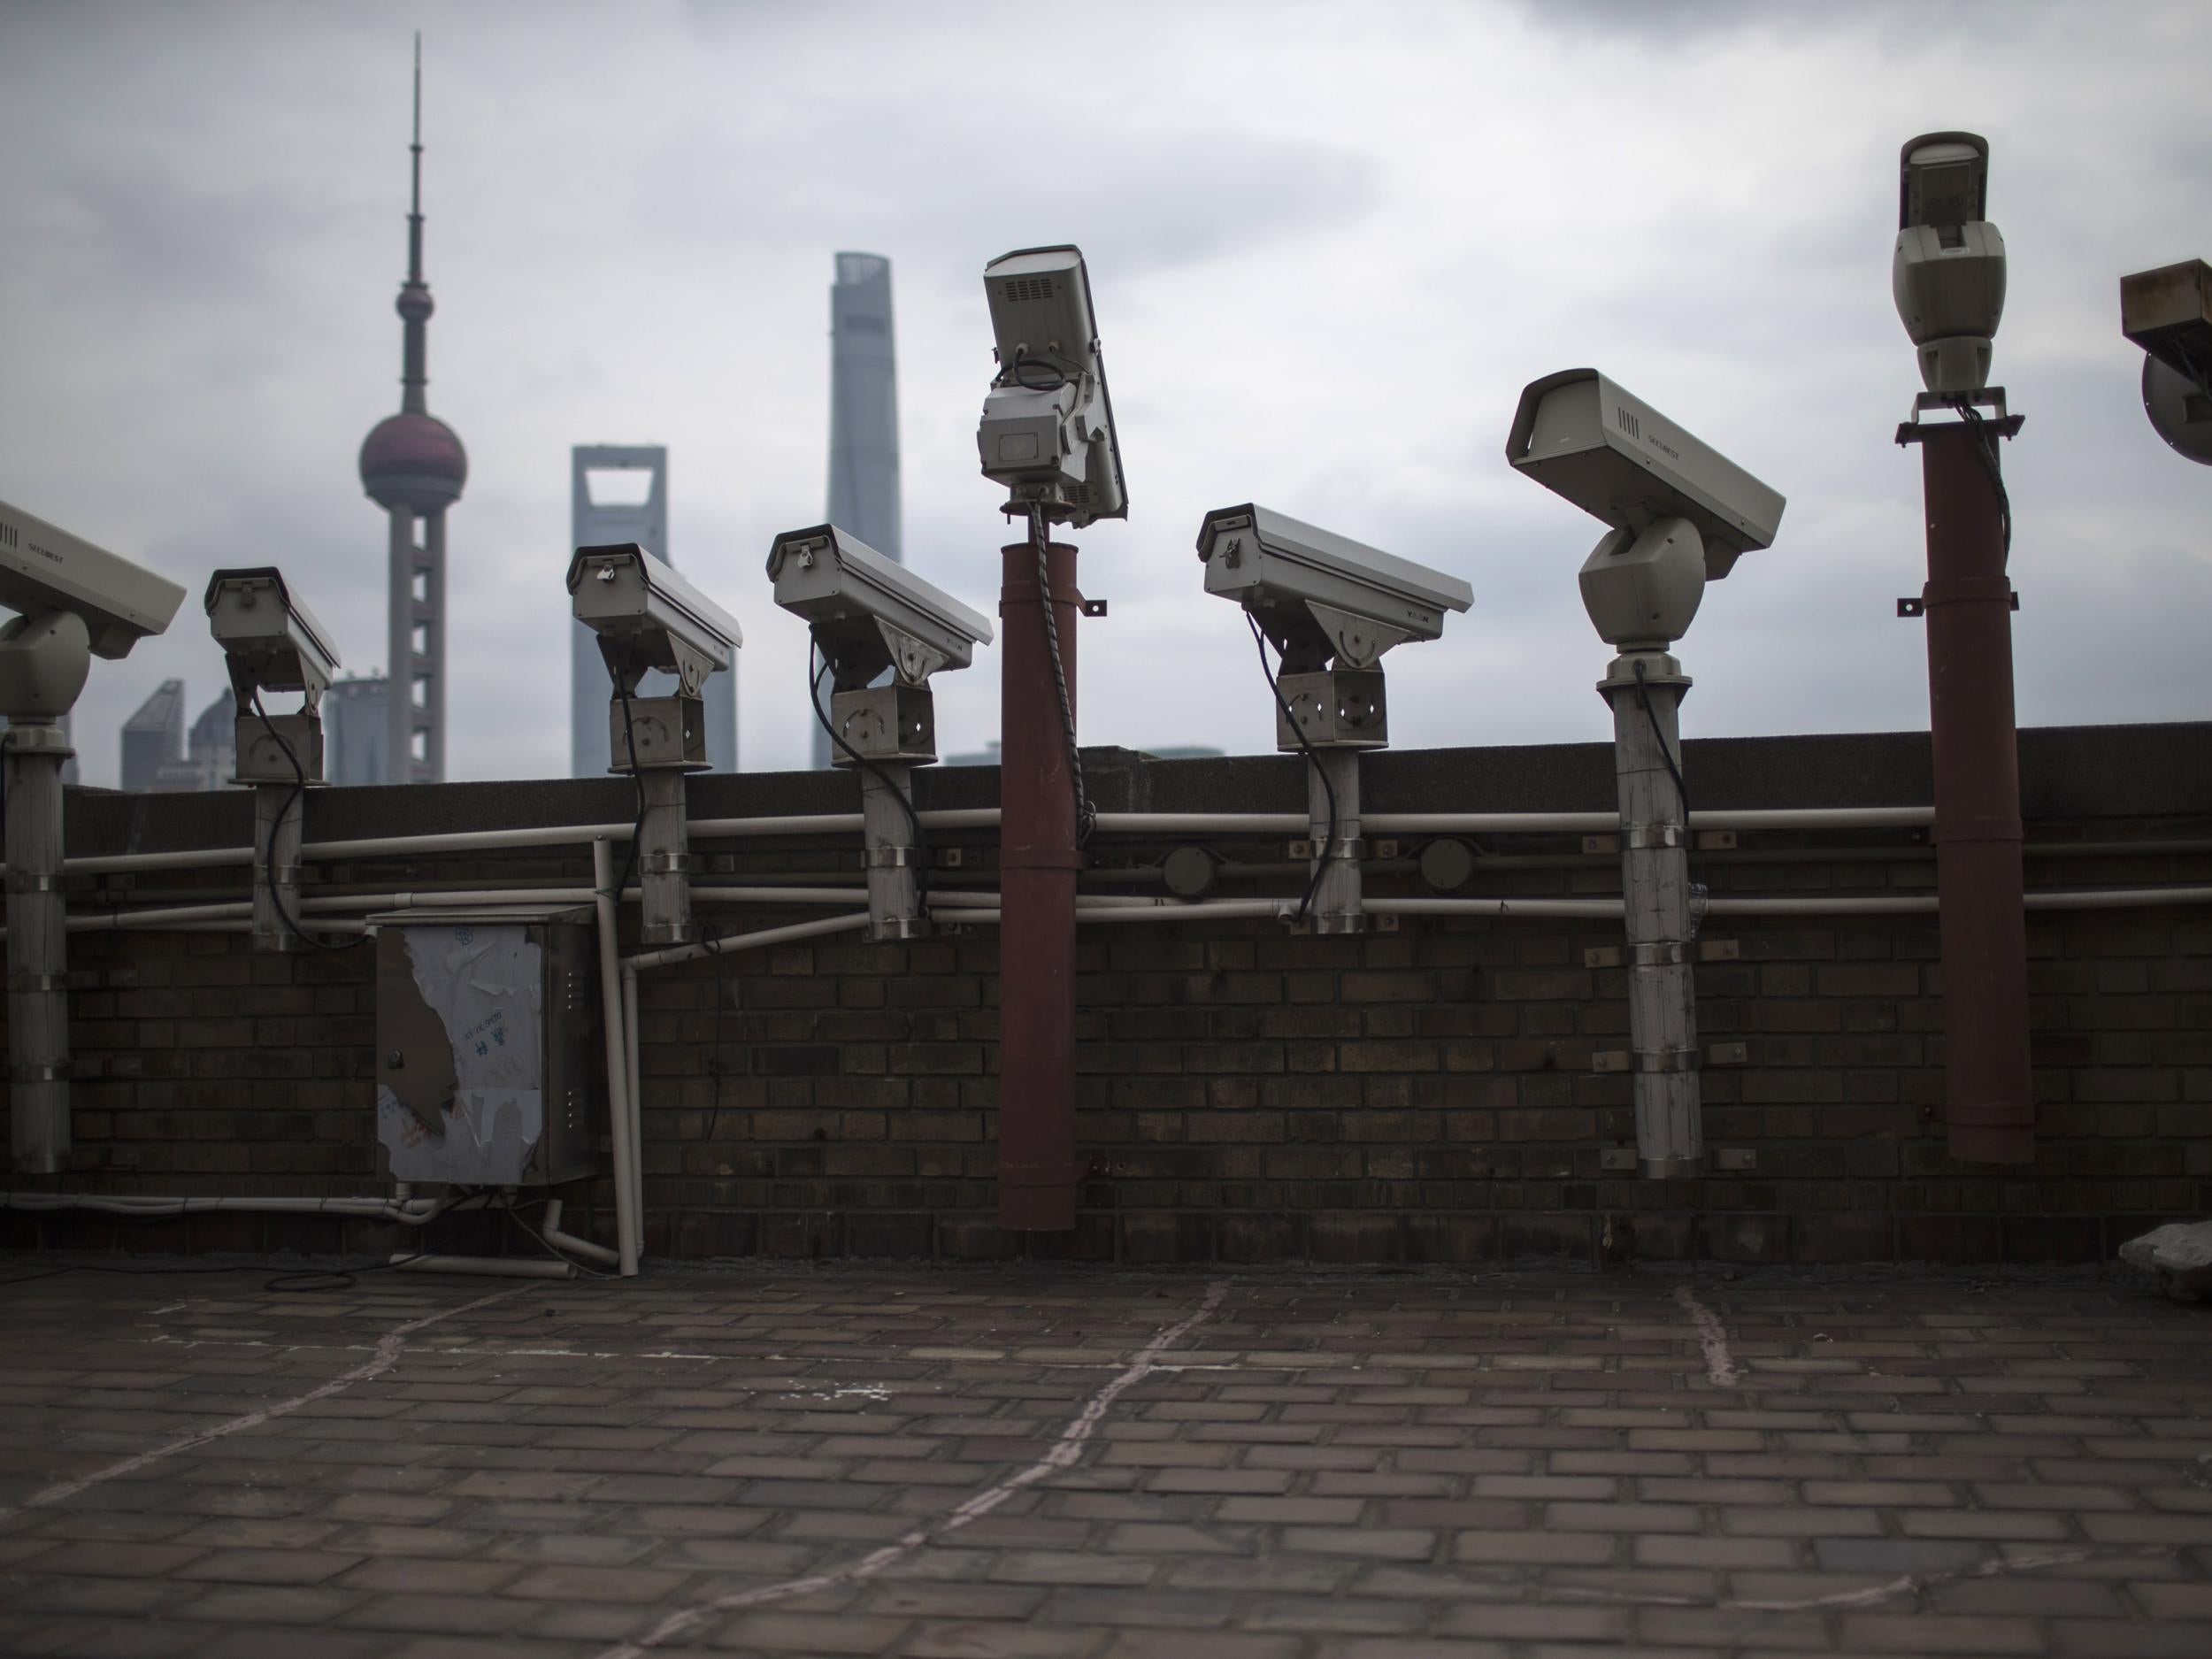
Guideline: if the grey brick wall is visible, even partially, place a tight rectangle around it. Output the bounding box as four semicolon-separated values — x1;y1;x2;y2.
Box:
6;724;2209;1265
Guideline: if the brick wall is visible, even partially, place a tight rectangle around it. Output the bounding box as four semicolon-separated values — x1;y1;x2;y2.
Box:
6;723;2209;1266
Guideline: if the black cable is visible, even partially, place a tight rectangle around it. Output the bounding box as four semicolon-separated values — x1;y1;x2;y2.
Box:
247;690;363;953
1246;612;1333;926
1029;505;1094;847
1008;354;1071;393
1949;398;2012;559
808;647;930;911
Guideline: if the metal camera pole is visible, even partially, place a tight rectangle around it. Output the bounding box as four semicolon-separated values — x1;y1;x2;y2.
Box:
1901;403;2032;1163
4;711;73;1174
996;519;1081;1233
1598;652;1702;1179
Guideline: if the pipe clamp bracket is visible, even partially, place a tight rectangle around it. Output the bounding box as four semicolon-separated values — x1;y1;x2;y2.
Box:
7;972;64;993
637;852;696;875
6;872;58;894
10;1063;70;1082
1623;825;1685;851
861;847;918;870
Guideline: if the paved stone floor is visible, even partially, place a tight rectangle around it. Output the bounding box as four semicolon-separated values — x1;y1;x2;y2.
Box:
0;1259;2208;1658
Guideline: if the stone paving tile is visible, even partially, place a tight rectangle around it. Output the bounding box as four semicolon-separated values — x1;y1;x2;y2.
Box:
2;1261;2212;1658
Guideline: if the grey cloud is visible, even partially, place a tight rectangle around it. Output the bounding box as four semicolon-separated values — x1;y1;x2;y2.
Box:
631;122;1376;277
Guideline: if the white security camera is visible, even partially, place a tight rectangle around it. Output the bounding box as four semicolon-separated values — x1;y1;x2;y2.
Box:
0;496;186;663
2121;259;2212;466
567;541;741;695
977;245;1126;527
204;568;341;709
1893;132;2006;397
766;524;993;687
1198;503;1470;751
1508;369;1785;650
1196;504;1471;672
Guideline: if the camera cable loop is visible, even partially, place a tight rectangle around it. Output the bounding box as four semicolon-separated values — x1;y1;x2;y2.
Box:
1028;503;1094;848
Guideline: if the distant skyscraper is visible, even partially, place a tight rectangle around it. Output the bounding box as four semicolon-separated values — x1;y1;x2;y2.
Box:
120;680;185;793
357;35;465;784
325;676;390;787
167;688;237;790
818;252;902;769
569;446;736;778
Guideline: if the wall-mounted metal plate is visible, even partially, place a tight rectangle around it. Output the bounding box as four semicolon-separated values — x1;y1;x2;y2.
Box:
1600;1147;1638;1171
1585;945;1624;969
1695;829;1738;851
1705;1041;1749;1066
1582;833;1620;856
1698;939;1740;962
1373;913;1400;933
1592;1049;1630;1073
1714;1148;1758;1171
1372;839;1401;860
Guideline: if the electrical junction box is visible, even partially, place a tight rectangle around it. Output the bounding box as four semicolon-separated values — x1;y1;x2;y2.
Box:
372;905;602;1187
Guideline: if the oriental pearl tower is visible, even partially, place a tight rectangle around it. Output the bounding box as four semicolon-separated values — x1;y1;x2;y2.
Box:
357;35;465;784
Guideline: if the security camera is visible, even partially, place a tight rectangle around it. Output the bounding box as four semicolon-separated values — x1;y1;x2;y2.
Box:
204;568;341;709
0;496;186;662
1507;370;1785;583
1196;504;1471;672
2121;259;2212;466
1507;369;1785;650
977;245;1126;527
766;524;993;688
1893;132;2006;396
567;541;741;695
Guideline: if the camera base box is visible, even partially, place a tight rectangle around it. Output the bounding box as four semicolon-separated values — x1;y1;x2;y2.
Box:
1275;669;1387;750
828;685;937;764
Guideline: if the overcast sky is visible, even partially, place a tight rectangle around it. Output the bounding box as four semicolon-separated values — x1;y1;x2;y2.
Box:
4;0;2207;788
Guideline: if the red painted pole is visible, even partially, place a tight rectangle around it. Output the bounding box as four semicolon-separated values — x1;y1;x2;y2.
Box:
996;534;1080;1230
1917;421;2033;1164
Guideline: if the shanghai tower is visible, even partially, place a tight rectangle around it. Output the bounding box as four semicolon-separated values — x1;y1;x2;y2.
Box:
357;36;464;783
816;253;902;768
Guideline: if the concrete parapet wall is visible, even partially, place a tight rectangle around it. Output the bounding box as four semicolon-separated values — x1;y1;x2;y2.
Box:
6;722;2210;1266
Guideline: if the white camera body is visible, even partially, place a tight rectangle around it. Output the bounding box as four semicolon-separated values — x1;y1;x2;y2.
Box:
766;524;992;688
1196;503;1471;673
1509;370;1784;650
567;541;741;695
0;496;185;662
1893;132;2006;396
1507;369;1785;585
977;245;1126;527
204;567;341;709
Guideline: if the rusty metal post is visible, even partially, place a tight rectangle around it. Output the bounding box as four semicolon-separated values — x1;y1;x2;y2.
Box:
996;535;1079;1231
1915;419;2032;1163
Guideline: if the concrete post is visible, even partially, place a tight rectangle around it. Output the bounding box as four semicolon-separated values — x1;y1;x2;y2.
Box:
1306;749;1364;934
252;783;307;955
860;763;924;941
635;770;692;948
5;722;71;1174
1600;651;1702;1179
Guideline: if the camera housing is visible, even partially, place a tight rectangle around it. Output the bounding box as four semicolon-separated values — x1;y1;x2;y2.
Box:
205;566;342;786
0;496;186;663
567;541;741;695
1197;504;1471;672
205;567;341;709
1893;132;2007;396
1507;370;1784;582
767;524;992;689
1198;503;1471;751
2121;259;2212;465
977;245;1126;527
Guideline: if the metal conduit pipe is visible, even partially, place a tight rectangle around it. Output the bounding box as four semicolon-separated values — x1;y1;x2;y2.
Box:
394;1254;574;1279
589;839;641;1278
540;1198;619;1268
0;1194;449;1220
19;803;1955;882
